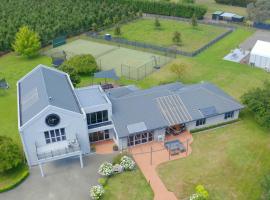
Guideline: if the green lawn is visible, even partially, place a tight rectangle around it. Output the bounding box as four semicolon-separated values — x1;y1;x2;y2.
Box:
103;18;228;52
103;169;153;200
0;54;51;191
158;111;270;200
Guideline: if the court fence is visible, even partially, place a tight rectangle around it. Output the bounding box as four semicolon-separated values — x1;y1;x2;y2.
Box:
121;56;172;80
86;18;234;57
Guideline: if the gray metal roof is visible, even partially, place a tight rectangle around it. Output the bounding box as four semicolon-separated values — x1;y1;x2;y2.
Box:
110;89;170;138
106;85;139;99
109;82;243;138
18;65;82;127
157;95;192;126
75;86;108;108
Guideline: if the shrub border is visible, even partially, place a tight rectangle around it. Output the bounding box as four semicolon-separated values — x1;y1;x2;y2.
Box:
0;168;29;193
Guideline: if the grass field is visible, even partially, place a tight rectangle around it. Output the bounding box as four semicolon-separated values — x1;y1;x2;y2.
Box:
104;169;153;200
158;111;270;200
103;18;228;52
45;39;170;77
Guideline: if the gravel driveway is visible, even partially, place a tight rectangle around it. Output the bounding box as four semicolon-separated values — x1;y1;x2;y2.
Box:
0;154;115;200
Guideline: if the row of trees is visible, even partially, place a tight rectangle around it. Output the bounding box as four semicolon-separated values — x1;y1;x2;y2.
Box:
0;0;139;52
0;0;207;52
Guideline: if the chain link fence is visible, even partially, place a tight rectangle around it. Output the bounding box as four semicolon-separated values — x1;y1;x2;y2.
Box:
121;55;172;80
86;15;235;58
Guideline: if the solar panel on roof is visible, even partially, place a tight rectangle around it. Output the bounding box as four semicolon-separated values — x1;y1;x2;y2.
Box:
200;106;217;117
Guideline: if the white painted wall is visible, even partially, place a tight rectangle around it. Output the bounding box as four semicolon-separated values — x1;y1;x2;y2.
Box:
249;54;270;71
20;106;89;166
186;110;239;131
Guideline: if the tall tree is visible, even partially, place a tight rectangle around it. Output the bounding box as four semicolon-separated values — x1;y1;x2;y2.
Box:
12;26;41;58
114;24;121;36
154;17;161;29
241;81;270;129
191;13;198;28
247;0;270;22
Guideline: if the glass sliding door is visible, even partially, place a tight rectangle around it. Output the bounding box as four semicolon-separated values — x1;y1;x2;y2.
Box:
89;130;110;143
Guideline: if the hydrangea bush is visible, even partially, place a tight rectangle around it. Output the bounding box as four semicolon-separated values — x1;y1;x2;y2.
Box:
90;185;105;200
120;156;136;170
98;162;113;176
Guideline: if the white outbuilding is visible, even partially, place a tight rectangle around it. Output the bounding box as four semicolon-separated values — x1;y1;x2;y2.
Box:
249;40;270;71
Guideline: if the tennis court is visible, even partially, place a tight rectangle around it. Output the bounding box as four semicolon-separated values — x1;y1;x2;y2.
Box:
45;39;171;79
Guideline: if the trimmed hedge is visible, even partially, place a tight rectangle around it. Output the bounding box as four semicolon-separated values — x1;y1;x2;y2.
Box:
0;167;29;193
214;0;255;7
120;0;207;19
190;119;240;133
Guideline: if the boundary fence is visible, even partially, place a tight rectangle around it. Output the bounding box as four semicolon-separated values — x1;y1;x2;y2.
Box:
121;56;172;80
253;22;270;30
87;14;235;57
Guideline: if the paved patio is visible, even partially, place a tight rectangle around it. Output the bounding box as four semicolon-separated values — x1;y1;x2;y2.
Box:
129;131;193;200
93;139;116;154
0;154;115;200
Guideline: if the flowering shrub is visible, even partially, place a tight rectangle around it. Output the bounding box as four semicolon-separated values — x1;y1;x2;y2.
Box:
98;162;113;176
189;185;209;200
120;156;136;170
90;185;104;200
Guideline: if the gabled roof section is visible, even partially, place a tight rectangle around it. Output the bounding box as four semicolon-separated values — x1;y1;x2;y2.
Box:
18;65;82;127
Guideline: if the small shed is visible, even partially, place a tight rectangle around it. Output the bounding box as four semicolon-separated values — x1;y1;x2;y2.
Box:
249;40;270;71
219;12;236;21
104;34;112;41
232;15;244;23
212;11;223;20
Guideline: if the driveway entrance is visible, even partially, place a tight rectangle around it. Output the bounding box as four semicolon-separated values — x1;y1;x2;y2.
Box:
0;154;115;200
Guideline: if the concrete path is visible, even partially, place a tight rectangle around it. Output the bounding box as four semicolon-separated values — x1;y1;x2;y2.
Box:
130;132;193;200
0;154;115;200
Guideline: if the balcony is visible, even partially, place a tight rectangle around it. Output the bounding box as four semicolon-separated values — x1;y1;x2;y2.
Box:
36;139;81;162
88;121;113;129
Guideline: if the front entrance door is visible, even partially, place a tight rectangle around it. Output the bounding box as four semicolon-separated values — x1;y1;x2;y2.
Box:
127;131;154;147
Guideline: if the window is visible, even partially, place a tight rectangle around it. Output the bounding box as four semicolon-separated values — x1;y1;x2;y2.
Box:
44;128;66;144
224;111;234;119
86;110;109;125
196;118;206;126
89;130;110;143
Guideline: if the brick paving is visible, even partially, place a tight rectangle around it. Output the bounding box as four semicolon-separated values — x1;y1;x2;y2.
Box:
129;131;193;200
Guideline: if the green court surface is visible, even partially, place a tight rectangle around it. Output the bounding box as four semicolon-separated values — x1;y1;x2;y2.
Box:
45;39;171;78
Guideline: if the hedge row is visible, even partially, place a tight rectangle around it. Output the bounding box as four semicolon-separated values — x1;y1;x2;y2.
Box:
214;0;255;7
119;0;207;19
0;168;29;193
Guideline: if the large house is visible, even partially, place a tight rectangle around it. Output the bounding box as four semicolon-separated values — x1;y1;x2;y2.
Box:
17;65;243;175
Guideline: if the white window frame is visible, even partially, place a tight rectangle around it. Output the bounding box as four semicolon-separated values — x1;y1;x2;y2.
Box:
44;128;66;144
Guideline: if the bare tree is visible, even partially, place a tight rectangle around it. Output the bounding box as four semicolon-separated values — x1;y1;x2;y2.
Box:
170;63;186;79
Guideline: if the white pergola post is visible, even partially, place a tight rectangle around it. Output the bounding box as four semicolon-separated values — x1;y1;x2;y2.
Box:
39;163;45;177
79;153;84;168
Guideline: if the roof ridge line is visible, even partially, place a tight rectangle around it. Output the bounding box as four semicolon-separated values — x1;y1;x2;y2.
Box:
200;86;240;106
